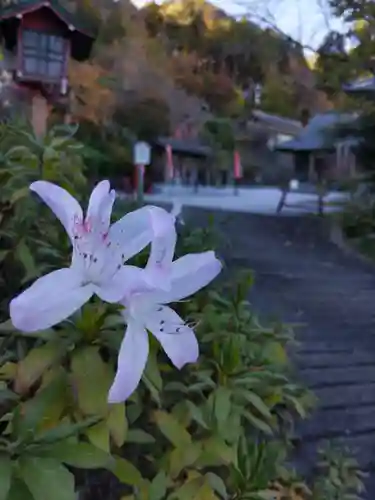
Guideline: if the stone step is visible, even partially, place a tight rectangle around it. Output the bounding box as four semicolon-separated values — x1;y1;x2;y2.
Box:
294;351;375;368
313;383;375;408
298;405;375;440
299;366;375;387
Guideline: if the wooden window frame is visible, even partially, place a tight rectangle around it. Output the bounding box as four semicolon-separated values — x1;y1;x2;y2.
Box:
18;28;68;83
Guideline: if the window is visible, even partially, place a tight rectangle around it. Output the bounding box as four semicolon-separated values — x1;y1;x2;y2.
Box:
20;29;66;81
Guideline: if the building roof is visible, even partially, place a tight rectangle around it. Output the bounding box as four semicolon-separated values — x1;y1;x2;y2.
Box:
0;0;96;37
275;111;356;153
342;76;375;96
251;110;303;136
155;137;212;158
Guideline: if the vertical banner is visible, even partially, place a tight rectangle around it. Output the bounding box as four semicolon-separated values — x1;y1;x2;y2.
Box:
233;150;242;195
233;150;243;179
166;144;174;181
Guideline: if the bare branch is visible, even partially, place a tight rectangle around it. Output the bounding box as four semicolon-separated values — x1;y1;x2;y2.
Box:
236;0;337;54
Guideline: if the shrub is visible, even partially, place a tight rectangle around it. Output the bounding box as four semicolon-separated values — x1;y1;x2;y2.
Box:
0;122;365;500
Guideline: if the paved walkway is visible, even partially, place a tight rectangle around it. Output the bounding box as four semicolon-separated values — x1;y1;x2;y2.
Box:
180;207;375;496
142;185;348;216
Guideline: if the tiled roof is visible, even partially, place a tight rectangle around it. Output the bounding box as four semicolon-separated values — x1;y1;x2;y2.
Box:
154;137;212;157
251;110;303;135
343;76;375;95
0;0;96;37
275;111;356;152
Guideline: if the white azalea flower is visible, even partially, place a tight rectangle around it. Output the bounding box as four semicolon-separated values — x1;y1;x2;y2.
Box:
10;180;176;333
108;233;222;403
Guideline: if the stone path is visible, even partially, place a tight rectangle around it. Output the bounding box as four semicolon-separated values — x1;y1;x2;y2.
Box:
181;207;375;497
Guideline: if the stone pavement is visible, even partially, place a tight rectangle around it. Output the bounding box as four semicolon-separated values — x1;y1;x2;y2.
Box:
180;207;375;497
142;185;348;216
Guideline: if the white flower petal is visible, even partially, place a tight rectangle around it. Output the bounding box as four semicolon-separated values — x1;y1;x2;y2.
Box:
152;251;222;304
170;201;182;219
144;221;176;291
87;180;110;218
30;181;83;241
108;320;149;403
96;265;151;303
146;306;199;369
86;180;115;230
10;268;93;332
109;205;175;262
98;190;116;230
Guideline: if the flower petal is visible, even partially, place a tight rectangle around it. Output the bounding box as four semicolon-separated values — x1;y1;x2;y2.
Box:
146;306;199;369
152;251;222;304
96;265;152;303
144;220;176;291
10;268;93;332
30;181;83;241
109;205;175;262
86;180;115;230
108;320;149;403
87;180;110;217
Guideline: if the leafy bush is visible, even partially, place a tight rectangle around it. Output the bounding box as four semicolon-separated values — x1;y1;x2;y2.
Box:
0;122;365;500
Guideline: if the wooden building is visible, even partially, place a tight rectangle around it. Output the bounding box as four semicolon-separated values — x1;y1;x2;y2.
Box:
275;111;357;184
0;0;95;129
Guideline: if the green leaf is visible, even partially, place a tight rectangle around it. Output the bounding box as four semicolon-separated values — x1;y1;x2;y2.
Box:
0;388;18;403
71;346;112;416
85;421;110;452
0;250;9;263
16;241;38;283
154;410;191;447
33;416;101;444
149;470;168;500
126;429;155;444
111;456;144;487
14;342;63;394
10;186;29;205
199;437;236;466
239;391;272;420
38;441;113;469
243;411;273;435
205;473;227;499
144;347;163;392
107;403;127;447
213;387;232;430
169;443;202;479
186;402;209;429
6;478;33;500
15;371;67;441
0;455;12;500
18;457;76;500
169;476;216;500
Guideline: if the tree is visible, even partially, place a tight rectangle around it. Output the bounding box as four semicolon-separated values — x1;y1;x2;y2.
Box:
314;31;354;97
113;96;170;141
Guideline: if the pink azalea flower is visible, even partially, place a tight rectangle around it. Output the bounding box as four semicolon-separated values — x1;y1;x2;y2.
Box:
10;180;175;333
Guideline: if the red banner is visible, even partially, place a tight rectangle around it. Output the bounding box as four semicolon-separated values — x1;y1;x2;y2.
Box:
166;144;174;180
233;150;243;179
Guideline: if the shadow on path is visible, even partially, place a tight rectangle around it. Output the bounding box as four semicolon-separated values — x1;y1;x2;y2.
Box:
182;207;375;497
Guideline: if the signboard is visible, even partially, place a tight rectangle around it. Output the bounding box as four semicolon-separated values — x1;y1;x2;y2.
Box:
289;179;299;190
134;141;151;166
